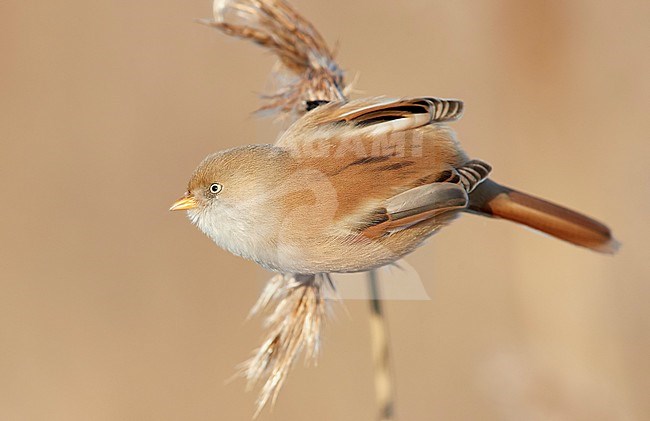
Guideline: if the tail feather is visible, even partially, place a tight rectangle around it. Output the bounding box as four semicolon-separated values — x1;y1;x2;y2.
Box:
467;180;619;254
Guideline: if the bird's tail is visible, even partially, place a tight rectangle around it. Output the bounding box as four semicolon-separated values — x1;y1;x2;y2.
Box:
467;179;619;253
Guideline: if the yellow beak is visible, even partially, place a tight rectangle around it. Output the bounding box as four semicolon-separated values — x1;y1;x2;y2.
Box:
169;194;198;211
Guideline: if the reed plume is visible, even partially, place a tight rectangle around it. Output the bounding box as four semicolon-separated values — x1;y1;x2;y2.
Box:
202;0;347;117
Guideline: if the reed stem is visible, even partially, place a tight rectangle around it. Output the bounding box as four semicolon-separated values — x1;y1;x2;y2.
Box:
367;270;396;421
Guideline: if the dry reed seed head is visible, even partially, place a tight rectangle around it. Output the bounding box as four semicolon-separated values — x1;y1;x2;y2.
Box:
206;0;346;115
242;273;332;416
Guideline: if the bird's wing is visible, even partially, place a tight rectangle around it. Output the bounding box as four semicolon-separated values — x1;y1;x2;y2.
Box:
322;96;463;125
361;160;491;237
386;182;469;222
276;97;464;146
447;159;492;193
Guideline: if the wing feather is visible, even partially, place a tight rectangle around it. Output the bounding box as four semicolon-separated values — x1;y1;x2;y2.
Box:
360;160;491;238
322;97;464;127
277;96;464;146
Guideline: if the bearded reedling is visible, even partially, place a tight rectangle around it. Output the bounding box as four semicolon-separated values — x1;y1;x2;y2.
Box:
171;96;616;271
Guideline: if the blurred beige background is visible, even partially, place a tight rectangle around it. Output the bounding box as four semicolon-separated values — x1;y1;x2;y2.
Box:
1;0;648;420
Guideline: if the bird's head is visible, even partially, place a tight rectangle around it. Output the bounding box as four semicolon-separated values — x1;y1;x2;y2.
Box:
169;144;295;258
170;144;288;212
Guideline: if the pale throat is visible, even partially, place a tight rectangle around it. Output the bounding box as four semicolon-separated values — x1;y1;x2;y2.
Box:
187;202;288;270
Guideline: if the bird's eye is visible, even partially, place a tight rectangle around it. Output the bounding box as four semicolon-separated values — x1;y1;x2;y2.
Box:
209;183;223;194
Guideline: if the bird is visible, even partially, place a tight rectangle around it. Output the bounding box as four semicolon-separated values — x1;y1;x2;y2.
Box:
170;96;617;274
